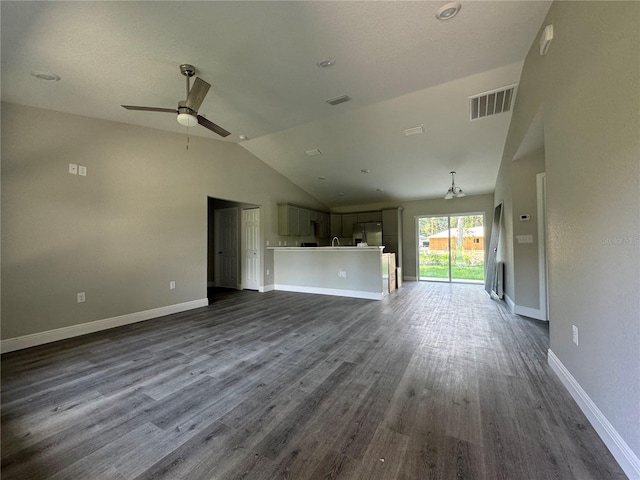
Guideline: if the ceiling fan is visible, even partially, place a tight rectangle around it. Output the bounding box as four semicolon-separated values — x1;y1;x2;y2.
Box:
122;64;230;138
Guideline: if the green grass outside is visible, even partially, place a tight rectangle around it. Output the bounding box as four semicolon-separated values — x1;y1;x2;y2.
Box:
419;264;484;281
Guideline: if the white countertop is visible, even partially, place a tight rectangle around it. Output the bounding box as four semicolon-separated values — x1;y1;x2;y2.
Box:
268;246;385;251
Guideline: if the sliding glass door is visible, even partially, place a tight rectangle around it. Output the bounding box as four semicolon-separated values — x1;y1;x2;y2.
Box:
417;214;485;283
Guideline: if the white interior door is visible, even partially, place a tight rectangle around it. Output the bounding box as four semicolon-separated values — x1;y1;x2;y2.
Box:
214;207;239;289
242;208;261;290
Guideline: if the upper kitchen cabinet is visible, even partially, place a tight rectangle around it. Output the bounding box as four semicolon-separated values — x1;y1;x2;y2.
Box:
278;204;300;236
330;214;342;237
357;211;383;223
298;208;311;236
279;203;328;237
341;213;358;237
316;213;329;238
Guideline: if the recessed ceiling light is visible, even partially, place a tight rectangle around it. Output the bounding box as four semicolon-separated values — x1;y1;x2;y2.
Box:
376;188;384;192
318;176;326;180
316;58;335;68
238;135;248;141
361;169;370;174
436;2;461;20
31;70;60;81
305;149;323;156
338;193;345;196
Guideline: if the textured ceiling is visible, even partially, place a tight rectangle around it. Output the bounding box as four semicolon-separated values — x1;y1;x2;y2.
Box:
1;1;551;208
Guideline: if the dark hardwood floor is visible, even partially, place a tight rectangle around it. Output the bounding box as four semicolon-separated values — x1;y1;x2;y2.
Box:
1;282;627;479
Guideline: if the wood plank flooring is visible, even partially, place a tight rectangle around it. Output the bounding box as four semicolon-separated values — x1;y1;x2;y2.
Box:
1;282;627;479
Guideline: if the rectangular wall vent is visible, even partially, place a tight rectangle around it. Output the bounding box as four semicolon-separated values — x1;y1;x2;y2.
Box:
469;84;517;121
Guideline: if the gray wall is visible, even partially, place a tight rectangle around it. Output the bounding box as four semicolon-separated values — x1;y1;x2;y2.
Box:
495;1;640;457
511;150;545;309
1;102;326;340
494;146;546;309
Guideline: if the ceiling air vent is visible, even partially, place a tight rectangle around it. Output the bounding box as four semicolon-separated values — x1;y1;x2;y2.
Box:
469;84;517;121
326;95;351;106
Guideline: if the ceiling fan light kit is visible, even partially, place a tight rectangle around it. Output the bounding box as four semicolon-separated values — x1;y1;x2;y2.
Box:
177;113;198;127
121;63;230;137
444;171;465;199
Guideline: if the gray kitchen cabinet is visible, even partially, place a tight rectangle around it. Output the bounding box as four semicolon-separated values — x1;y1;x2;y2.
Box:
330;214;342;237
369;211;383;222
298;208;311;236
341;213;358;238
278;204;300;236
316;213;329;238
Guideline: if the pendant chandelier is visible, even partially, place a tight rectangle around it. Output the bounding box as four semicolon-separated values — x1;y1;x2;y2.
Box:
444;171;466;200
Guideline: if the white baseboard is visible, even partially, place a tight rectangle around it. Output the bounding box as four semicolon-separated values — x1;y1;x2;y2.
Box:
504;293;547;321
514;304;547;321
274;284;382;300
548;349;640;480
1;299;209;354
505;293;516;312
260;284;275;293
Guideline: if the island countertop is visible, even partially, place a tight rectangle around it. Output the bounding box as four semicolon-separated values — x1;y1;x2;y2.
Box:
268;246;384;251
270;246;387;300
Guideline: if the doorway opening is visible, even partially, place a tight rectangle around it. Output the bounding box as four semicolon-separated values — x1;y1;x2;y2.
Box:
417;213;485;283
207;197;261;304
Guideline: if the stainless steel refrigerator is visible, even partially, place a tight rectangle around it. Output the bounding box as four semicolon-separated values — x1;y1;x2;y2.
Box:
352;222;383;246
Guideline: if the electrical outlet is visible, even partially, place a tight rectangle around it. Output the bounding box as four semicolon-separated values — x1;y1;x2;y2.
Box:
69;163;78;175
266;269;270;276
77;292;86;303
338;270;347;278
572;325;579;345
170;281;176;290
78;165;87;176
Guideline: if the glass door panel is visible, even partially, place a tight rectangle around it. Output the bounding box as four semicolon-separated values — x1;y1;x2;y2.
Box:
418;214;485;283
418;216;450;282
450;215;485;283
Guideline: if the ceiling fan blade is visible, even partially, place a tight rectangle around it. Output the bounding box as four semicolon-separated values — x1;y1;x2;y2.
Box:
185;77;211;112
121;105;178;114
197;115;230;137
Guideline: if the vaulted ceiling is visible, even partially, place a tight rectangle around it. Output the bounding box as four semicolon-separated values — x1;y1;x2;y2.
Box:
1;1;551;207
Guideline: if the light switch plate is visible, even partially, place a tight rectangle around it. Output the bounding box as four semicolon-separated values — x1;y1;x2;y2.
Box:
516;235;534;244
78;165;87;176
69;163;78;175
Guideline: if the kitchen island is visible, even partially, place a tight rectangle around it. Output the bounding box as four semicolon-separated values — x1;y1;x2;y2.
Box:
270;246;387;300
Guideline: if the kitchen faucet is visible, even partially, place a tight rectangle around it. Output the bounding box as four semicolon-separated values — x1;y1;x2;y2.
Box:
331;236;340;247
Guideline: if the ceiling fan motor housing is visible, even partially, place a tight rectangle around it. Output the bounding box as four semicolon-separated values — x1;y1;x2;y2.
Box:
179;64;196;77
177;101;196;115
